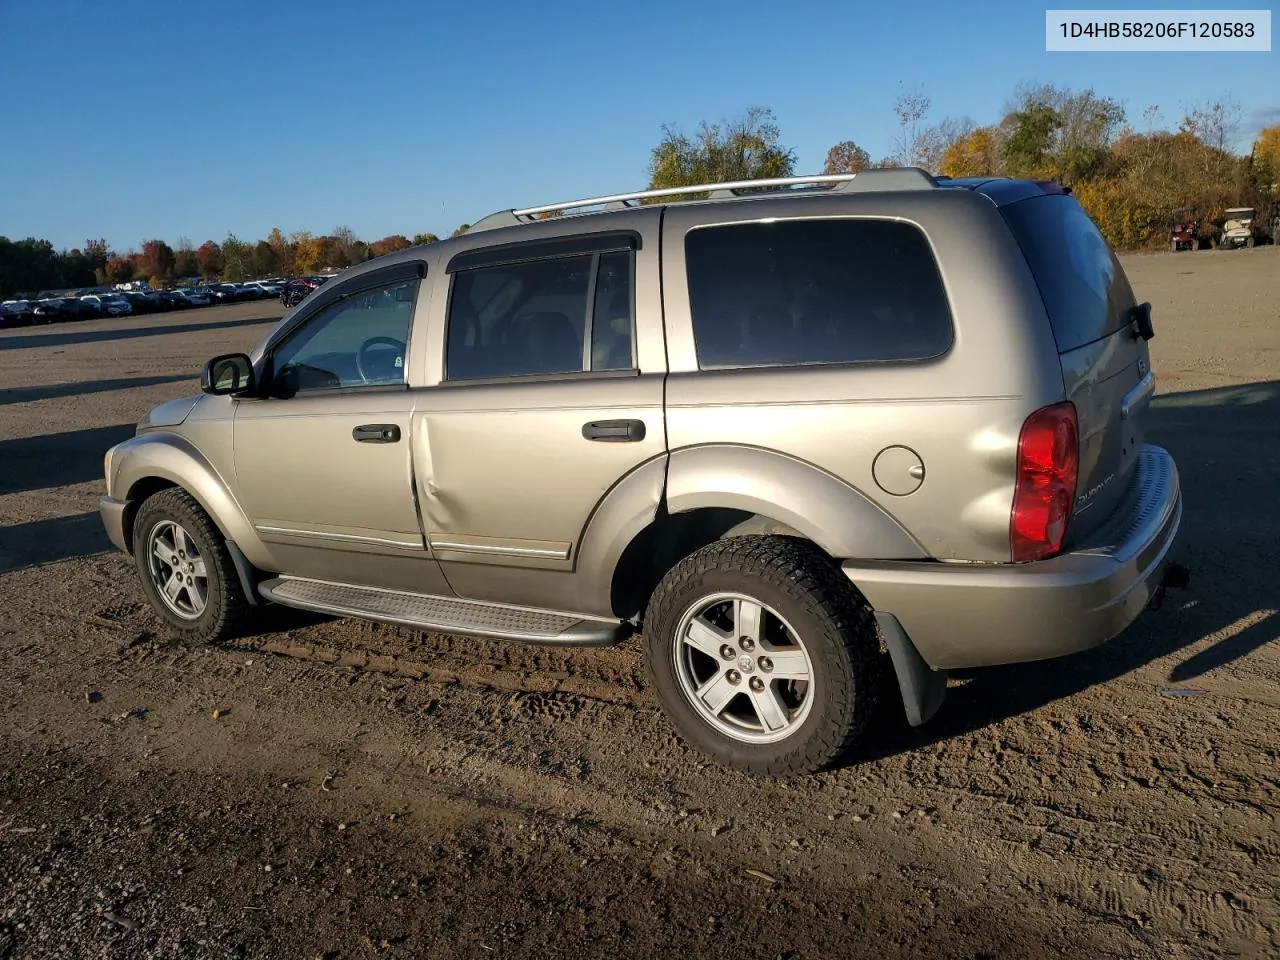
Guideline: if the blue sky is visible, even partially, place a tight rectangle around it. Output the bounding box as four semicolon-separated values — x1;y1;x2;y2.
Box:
1;0;1275;252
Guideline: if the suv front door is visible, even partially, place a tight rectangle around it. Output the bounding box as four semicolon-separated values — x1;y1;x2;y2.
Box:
412;215;667;615
234;260;450;594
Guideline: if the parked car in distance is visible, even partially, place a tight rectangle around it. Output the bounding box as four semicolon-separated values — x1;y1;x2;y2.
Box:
80;294;132;317
32;298;94;322
205;284;239;303
177;287;212;307
117;291;164;315
157;290;192;311
280;275;331;308
99;169;1186;777
0;299;36;328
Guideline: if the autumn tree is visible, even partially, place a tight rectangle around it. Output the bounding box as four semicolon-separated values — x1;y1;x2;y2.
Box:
195;241;223;278
939;127;1002;177
104;256;135;284
648;106;796;195
889;86;934;167
137;239;176;284
823;141;871;175
266;227;293;275
1253;125;1280;179
371;235;411;257
292;231;326;274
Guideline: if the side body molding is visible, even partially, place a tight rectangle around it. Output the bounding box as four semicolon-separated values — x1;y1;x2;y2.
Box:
111;431;274;570
664;445;927;561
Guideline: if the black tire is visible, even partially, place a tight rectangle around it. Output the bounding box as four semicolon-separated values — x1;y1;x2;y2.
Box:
131;487;255;645
643;536;881;777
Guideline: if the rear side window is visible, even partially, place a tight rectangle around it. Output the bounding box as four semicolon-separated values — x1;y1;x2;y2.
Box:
684;219;953;369
1000;195;1136;353
445;249;635;381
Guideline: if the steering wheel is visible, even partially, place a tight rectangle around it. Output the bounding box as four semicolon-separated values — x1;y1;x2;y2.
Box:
356;336;406;383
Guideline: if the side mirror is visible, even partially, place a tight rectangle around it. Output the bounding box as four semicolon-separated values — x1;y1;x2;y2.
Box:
201;353;256;395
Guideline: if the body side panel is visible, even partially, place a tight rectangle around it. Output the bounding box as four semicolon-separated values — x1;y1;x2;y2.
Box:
659;190;1065;562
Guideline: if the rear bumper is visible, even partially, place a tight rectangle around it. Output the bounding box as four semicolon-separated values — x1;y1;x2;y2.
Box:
99;496;130;554
843;445;1183;670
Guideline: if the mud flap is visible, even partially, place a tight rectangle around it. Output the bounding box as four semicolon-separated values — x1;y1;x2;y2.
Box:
226;540;261;607
876;612;947;727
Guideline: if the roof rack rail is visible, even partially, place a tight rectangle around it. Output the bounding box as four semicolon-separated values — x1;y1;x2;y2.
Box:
468;167;937;233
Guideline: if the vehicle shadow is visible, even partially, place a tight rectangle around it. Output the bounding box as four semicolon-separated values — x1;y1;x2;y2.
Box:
0;512;108;575
846;379;1280;765
0;424;136;495
0;374;194;406
0;316;278;352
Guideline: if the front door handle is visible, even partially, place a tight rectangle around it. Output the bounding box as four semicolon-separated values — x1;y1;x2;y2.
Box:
582;419;646;442
353;424;401;443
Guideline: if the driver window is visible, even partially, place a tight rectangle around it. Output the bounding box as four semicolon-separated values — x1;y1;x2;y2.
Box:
271;277;419;396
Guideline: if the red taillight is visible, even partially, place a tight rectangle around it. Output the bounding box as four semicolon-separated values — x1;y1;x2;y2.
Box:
1011;402;1079;562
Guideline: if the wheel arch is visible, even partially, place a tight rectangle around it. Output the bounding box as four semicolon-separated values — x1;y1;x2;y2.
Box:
596;445;927;622
664;445;927;561
113;432;272;569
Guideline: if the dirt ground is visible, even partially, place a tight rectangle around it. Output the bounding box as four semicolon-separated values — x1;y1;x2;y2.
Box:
1;250;1277;960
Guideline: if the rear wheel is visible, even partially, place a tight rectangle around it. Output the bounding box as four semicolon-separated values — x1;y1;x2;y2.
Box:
132;488;255;645
644;536;880;776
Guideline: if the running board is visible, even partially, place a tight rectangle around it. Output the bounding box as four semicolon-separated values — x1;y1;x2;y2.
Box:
257;577;629;646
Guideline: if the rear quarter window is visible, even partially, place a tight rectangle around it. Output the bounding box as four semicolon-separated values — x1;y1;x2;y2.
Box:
1000;194;1137;352
684;218;953;369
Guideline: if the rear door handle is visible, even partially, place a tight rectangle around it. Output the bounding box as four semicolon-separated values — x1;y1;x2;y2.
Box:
353;424;401;443
582;419;646;442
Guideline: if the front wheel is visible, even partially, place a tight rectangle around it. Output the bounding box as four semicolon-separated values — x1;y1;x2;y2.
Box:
644;537;881;777
132;488;256;645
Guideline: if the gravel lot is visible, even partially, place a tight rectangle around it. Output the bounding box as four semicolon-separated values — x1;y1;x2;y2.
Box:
1;250;1277;960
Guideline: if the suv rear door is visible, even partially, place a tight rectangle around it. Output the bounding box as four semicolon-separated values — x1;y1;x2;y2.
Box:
1000;194;1154;545
410;213;667;614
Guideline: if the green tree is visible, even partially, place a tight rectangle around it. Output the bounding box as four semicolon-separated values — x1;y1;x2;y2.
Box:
328;226;361;268
451;224;471;237
221;233;251;281
1001;102;1062;176
412;232;440;245
251;240;281;277
648;106;796;196
173;236;199;278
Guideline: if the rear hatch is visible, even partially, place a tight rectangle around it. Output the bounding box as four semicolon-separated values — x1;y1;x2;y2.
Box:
1001;194;1153;547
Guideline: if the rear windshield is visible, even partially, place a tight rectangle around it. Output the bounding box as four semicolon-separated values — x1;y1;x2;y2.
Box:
684;219;953;369
1001;194;1136;353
